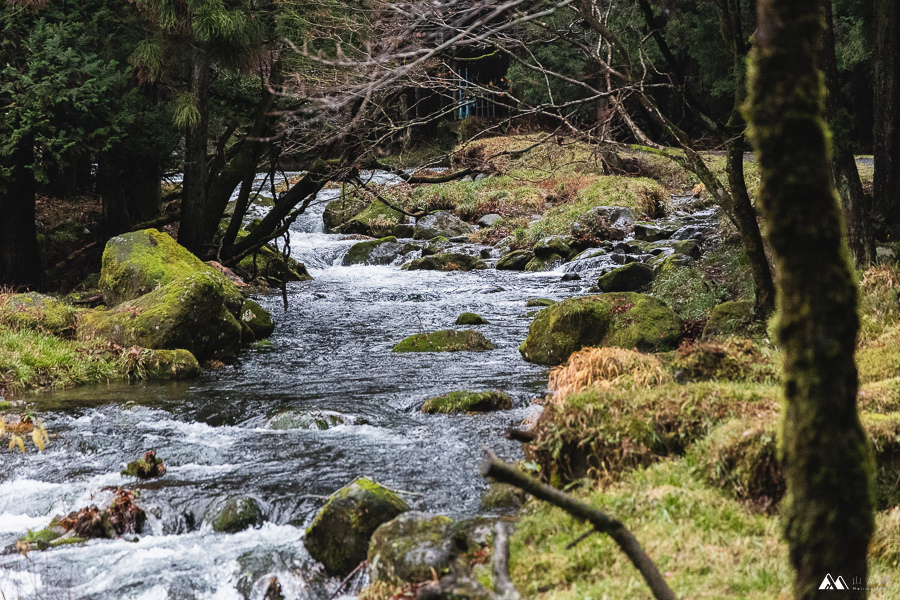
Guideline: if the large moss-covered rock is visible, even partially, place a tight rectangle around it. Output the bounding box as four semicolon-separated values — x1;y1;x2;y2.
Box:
393;330;494;353
413;211;476;240
405;253;487;271
204;495;265;533
342;200;405;236
702;300;756;339
422;390;512;414
367;512;457;584
99;229;238;307
495;250;534;271
342;236;406;266
533;236;572;258
597;263;654;292
304;478;409;577
78;272;242;361
0;293;78;337
519;293;682;365
144;349;201;380
233;237;313;285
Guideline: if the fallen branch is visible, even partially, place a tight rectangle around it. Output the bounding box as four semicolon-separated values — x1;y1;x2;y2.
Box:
480;449;677;600
492;521;521;600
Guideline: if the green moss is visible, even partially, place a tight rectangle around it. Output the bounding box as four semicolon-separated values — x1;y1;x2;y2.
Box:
344;200;403;235
455;312;489;325
122;451;166;479
520;293;682;365
0;401;11;410
143;349;201;380
305;478;409;577
324;194;369;231
393;330;494;353
524;254;565;272
525;298;556;307
857;331;900;384
672;338;781;383
0;293;79;337
527;381;781;483
343;236;399;266
702;301;757;339
422;390;512;414
78;273;242;361
405;253;487;271
232;231;313;285
496;250;534;271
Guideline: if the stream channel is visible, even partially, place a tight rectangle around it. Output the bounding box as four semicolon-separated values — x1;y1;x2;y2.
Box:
0;172;717;599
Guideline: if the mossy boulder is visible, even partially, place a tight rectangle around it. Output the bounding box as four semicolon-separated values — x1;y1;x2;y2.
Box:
323;196;368;232
304;477;410;577
524;253;565;272
405;253;487;271
0;293;79;337
520;293;682;365
422;390;512;414
342;236;405;266
342;200;404;236
422;238;451;257
671;239;702;258
233;238;313;285
413;211;476;240
651;253;693;274
99;229;239;308
533;236;571;258
455;312;489;325
78;272;242;361
393;330;494;353
144;349;201;380
367;512;458;584
238;299;275;343
702;301;756;339
204;495;265;533
597;263;654;292
495;250;534;271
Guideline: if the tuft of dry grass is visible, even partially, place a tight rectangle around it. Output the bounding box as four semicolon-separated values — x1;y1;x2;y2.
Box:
548;347;669;402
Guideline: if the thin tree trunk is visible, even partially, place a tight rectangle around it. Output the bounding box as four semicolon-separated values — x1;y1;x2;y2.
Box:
0;135;41;289
824;1;873;265
98;145;162;236
179;50;212;256
747;3;872;599
873;0;900;239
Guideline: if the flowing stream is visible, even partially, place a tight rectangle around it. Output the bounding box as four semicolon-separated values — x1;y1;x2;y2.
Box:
0;174;719;599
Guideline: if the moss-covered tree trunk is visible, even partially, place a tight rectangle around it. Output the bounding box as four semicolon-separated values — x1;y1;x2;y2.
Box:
0;135;41;289
873;0;900;239
747;2;872;599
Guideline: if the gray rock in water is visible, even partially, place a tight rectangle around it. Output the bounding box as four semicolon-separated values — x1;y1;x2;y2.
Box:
342;237;406;266
670;224;708;241
634;223;677;242
266;410;360;430
597;262;654;292
204;495;264;533
477;213;502;228
561;272;582;281
414;211;477;240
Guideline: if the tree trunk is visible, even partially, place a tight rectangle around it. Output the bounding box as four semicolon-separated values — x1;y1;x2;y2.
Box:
824;1;873;265
178;50;213;256
98;145;162;236
747;3;872;599
873;0;900;239
0;135;41;289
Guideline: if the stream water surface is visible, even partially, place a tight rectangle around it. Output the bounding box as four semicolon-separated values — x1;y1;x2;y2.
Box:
0;177;602;600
